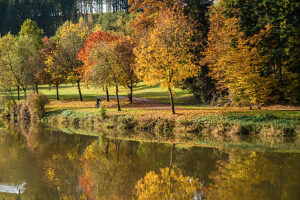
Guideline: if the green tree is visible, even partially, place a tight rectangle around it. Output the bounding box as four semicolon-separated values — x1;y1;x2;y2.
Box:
0;31;38;99
18;19;44;93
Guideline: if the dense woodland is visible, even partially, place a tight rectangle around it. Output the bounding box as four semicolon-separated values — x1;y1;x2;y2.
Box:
0;0;299;114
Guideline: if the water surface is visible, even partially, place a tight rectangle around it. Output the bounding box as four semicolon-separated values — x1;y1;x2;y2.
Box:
0;124;299;200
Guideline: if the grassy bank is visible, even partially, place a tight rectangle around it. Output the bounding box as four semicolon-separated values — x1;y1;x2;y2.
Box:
42;108;300;148
4;82;300;149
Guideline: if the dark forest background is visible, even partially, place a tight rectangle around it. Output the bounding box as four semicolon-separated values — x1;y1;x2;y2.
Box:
0;0;130;36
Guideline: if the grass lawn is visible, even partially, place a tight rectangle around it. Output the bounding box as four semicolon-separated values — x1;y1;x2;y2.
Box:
12;82;195;105
8;82;300;120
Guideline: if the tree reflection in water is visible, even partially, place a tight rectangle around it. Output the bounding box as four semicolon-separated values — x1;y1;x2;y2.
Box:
206;150;300;200
1;123;300;200
135;167;201;200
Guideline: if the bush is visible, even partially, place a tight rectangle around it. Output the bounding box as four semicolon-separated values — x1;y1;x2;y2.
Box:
98;105;107;119
117;115;135;129
28;93;49;118
19;93;50;121
1;99;16;118
61;109;77;117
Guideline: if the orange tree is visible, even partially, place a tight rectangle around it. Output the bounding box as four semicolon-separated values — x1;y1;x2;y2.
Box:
134;5;199;114
78;31;127;111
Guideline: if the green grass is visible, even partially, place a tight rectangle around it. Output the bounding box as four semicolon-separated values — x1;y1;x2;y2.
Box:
10;82;194;105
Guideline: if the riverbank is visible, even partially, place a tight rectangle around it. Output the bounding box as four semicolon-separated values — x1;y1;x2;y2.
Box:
3;83;300;150
42;105;300;152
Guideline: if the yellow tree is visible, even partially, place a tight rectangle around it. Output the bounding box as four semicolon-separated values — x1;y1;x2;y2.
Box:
134;5;199;114
44;48;69;100
204;2;275;105
54;20;89;101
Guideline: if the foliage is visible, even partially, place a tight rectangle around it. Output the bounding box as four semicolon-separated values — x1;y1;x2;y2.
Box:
135;5;198;88
37;37;56;85
23;92;50;120
0;20;42;99
114;36;139;103
134;5;199;113
95;11;135;35
129;0;177;38
135;167;201;200
98;105;107;119
204;2;276;105
19;19;44;48
54;20;89;82
78;30;119;86
222;0;300;103
44;48;68;87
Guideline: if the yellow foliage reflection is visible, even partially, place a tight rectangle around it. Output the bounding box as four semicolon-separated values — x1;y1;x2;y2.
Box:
135;167;201;200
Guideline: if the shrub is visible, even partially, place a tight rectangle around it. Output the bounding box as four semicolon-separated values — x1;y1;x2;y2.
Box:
117;115;135;129
61;109;77;117
26;93;50;120
0;97;16;118
97;105;107;119
20;103;31;121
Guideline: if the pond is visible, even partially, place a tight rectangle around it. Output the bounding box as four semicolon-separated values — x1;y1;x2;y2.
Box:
0;124;300;200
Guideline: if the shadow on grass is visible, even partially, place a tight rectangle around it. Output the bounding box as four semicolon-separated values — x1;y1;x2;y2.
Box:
134;91;197;105
133;84;162;91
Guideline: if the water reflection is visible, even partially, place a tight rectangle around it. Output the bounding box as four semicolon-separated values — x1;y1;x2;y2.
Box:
0;123;299;199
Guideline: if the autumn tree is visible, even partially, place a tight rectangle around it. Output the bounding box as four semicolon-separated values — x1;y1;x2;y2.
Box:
54;20;89;101
204;2;276;105
37;37;56;87
44;48;68;100
78;31;123;110
134;5;199;114
114;37;139;104
222;0;300;103
129;0;177;38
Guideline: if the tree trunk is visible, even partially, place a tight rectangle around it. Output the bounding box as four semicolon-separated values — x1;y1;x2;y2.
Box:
17;86;20;100
106;86;110;101
116;84;121;111
277;58;283;100
56;84;59;100
77;80;83;101
168;87;175;114
23;88;27;100
129;85;133;104
9;90;16;105
35;82;39;94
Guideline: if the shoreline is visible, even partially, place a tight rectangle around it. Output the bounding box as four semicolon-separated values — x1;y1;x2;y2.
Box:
41;109;300;152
